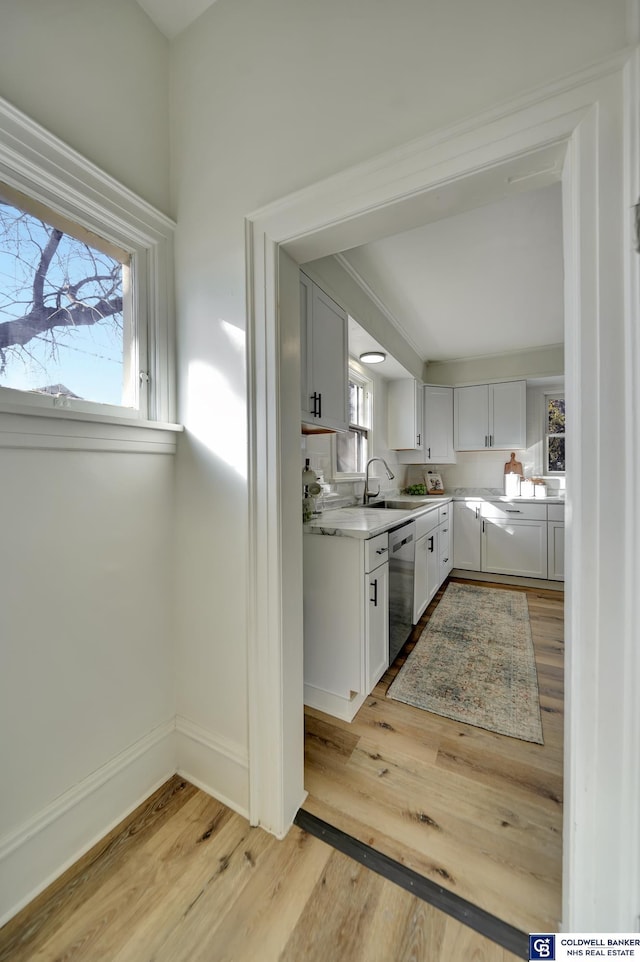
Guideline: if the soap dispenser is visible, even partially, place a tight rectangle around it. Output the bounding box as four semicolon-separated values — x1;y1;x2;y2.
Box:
302;459;320;522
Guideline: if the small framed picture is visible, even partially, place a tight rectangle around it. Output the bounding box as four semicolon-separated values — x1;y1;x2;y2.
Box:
426;473;444;494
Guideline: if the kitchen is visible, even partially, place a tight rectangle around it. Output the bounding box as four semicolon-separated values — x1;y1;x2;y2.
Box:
298;178;565;936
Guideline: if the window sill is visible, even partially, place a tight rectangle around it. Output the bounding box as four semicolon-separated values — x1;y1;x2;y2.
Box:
0;401;183;453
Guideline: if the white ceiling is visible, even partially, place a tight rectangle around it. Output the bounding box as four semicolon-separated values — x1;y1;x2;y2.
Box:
136;0;217;38
341;181;564;365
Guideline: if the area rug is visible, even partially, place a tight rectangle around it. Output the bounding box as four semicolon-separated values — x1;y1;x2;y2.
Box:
387;583;543;743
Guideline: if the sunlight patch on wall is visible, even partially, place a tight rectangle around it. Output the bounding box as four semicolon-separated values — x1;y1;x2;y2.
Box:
186;359;247;479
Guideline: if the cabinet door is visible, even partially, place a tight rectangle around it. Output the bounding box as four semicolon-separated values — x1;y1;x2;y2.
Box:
424;385;455;463
426;526;440;603
366;562;389;690
490;380;526;449
453;501;482;570
413;535;429;623
481;518;548;578
300;273;313;417
547;521;565;581
308;284;348;431
388;378;423;449
454;384;489;450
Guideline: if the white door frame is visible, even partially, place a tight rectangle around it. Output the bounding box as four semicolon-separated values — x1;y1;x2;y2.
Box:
246;49;640;930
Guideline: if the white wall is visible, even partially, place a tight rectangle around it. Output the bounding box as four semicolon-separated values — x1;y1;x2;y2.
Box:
0;0;176;925
0;0;171;214
170;0;628;816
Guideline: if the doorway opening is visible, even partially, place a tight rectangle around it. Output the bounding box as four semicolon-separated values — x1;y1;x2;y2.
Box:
246;60;635;931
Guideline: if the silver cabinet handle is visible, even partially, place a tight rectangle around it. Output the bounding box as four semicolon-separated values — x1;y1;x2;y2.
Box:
417;433;421;446
475;506;480;519
375;547;388;554
428;536;434;552
427;447;431;458
505;509;522;513
370;579;378;606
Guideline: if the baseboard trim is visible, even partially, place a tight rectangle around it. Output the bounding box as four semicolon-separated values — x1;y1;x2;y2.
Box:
0;720;176;927
451;568;564;591
295;810;529;959
175;715;249;820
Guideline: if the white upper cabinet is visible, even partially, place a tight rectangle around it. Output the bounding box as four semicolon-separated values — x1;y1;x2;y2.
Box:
387;378;423;449
300;272;348;432
454;380;526;451
423;385;455;462
395;384;455;464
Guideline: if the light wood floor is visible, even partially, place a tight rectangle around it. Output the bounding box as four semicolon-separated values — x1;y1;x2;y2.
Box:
0;776;520;962
303;577;564;935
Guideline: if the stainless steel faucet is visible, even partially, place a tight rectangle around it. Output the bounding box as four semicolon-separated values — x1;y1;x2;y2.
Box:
363;457;395;504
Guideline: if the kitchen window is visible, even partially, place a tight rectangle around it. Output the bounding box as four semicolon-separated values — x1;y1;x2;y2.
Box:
545;393;565;473
334;367;371;476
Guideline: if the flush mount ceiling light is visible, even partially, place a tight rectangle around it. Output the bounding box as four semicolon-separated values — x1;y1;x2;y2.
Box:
359;350;386;364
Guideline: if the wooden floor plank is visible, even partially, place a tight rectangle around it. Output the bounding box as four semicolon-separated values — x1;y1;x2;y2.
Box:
0;776;197;962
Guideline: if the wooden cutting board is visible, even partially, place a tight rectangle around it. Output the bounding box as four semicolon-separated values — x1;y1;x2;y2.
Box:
504;452;523;476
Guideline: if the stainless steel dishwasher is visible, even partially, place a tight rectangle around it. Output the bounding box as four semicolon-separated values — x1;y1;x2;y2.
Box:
388;520;416;663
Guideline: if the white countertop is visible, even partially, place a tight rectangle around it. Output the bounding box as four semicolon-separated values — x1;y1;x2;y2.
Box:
451;486;565;503
304;495;450;540
304;488;565;540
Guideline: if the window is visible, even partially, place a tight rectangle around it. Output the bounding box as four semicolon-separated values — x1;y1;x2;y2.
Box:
335;368;371;475
545;394;565;473
0;183;134;409
0;98;176;428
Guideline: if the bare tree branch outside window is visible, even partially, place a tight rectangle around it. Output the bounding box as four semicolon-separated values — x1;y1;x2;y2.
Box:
0;195;129;405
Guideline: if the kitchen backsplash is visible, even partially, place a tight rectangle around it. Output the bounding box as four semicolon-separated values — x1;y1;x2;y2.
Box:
301;433;407;510
405;450;565;494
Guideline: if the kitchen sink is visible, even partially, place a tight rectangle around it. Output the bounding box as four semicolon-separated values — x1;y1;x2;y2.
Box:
358;499;428;510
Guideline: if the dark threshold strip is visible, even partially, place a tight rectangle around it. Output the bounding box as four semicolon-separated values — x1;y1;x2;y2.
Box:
294;809;529;960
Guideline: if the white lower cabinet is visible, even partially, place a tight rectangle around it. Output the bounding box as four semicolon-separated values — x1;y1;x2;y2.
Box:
480;501;548;579
303;531;388;722
438;503;454;582
366;558;389;692
481;518;548;578
547;505;565;581
453;498;565;582
413;508;440;623
453;500;482;570
413;503;453;624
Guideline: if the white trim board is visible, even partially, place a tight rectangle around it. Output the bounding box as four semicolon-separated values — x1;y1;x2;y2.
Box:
175;715;250;820
246;49;640;931
0;713;252;926
0;721;176;927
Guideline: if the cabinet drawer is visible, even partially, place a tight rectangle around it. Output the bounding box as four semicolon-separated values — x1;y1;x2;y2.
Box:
415;507;439;540
548;503;565;522
480;500;547;522
439;526;450;562
365;533;389;572
438;503;450;524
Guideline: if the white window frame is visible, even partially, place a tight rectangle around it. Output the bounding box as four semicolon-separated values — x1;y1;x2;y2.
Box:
330;364;372;479
0;96;179;451
544;391;566;475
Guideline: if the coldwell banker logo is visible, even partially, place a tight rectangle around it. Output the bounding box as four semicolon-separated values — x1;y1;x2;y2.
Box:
530;935;556;960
